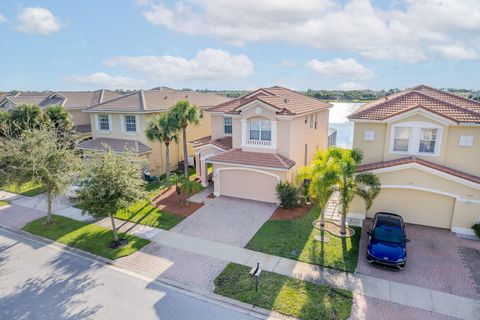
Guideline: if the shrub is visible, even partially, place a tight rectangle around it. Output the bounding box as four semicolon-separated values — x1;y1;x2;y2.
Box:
472;223;480;238
276;181;299;209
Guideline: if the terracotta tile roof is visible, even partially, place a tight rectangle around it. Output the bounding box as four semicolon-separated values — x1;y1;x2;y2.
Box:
190;136;232;150
348;85;480;123
356;156;480;185
85;89;230;113
206;86;331;116
76;137;151;154
207;149;295;170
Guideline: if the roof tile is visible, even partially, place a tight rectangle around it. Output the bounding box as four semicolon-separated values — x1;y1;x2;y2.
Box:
207;148;295;170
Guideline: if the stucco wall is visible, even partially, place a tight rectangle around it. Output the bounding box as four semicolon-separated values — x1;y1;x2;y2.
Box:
451;201;480;231
352;122;386;164
444;126;480;176
69;110;90;126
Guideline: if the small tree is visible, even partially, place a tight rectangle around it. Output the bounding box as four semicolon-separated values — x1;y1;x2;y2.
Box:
170;100;200;176
166;174;203;206
75;148;147;247
145;112;179;178
275;181;299;209
0;126;81;223
7;104;46;137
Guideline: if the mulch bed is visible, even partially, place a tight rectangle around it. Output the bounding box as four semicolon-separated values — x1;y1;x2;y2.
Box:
270;205;311;220
312;220;355;238
151;187;203;218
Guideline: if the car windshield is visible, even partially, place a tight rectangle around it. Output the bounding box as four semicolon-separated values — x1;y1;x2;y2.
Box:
373;222;404;243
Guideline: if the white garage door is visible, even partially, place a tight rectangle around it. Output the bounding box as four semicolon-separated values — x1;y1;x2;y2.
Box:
367;188;455;228
219;169;278;203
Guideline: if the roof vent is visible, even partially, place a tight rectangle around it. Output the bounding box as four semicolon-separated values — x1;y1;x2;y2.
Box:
384;96;389;101
284;98;289;103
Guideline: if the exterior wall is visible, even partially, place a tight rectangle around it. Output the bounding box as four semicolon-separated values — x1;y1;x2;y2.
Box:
444;126;480;176
352;122;386;164
210;114;225;140
451;201;480;233
179;111;212;159
69;109;90;126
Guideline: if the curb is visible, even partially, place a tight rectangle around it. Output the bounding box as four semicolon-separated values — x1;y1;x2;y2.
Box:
0;224;294;320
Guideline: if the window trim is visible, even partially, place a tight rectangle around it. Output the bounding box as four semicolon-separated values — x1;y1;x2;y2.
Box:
125;115;137;133
248;118;272;141
389;121;442;156
224;116;232;135
98;114;111;132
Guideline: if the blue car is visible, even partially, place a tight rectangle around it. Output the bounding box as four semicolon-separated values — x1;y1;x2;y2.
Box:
366;212;410;270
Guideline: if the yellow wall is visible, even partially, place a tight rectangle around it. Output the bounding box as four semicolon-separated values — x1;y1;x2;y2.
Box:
352;122;386;164
69;110;90;126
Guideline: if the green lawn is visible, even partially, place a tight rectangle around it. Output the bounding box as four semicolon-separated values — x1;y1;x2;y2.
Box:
23;215;150;260
246;207;361;272
0;201;8;207
0;181;45;197
214;263;353;320
115;199;183;230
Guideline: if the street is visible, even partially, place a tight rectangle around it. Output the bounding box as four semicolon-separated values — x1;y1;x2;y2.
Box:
0;228;263;320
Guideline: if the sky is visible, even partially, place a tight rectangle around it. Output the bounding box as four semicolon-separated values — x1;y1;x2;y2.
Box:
1;0;480;91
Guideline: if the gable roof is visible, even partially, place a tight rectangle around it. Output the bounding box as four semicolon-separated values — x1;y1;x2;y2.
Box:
207;148;295;170
348;85;480;123
0;90;122;110
206;86;331;116
190;135;233;151
76;137;151;154
84;89;231;113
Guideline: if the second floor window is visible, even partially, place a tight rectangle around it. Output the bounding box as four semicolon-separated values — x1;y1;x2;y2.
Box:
393;127;410;152
99;115;110;131
419;128;437;153
224;116;232;134
249;119;271;141
125;115;137;132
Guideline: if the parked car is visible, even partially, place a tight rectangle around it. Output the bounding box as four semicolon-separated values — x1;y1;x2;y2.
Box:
366;212;409;270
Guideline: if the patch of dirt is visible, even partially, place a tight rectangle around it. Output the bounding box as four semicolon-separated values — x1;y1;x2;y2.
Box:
313;220;355;238
207;193;216;199
151;187;203;218
270;205;311;220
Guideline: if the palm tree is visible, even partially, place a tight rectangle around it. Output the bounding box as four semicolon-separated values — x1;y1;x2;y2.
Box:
298;148;339;227
332;148;381;234
170;100;200;177
44;104;74;133
145;112;179;178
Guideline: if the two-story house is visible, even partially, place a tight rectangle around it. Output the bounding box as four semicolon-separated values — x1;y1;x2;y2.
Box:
76;87;230;175
0;90;121;139
190;86;331;203
348;85;480;236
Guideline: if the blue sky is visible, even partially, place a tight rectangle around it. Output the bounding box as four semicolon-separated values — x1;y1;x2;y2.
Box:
1;0;480;91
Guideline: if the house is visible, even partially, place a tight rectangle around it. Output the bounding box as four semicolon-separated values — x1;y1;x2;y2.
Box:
0;90;121;139
190;86;332;203
76;87;230;175
348;85;480;236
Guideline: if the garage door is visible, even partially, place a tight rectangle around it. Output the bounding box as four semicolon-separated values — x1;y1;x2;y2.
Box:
218;169;278;203
366;188;454;228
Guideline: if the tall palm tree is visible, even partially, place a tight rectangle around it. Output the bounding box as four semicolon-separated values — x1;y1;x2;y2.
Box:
298;147;339;227
331;148;381;234
145;112;179;178
170;100;200;177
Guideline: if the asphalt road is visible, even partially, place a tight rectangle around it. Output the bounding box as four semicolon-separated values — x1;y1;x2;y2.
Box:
0;228;263;320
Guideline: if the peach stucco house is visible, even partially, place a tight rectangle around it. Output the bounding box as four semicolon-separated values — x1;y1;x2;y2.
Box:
191;86;332;203
348;85;480;236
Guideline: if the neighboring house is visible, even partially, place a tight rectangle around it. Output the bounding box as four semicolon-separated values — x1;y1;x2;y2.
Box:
348;85;480;236
76;87;230;175
190;86;332;203
0;90;121;139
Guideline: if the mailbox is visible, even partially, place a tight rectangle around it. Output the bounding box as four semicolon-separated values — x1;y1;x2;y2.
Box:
249;262;262;292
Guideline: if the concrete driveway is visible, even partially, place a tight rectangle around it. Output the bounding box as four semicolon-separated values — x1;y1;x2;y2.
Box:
171;195;276;247
0;204;45;229
357;220;480;300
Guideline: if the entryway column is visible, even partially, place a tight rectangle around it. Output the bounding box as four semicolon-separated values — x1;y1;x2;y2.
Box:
201;159;208;187
195;153;201;177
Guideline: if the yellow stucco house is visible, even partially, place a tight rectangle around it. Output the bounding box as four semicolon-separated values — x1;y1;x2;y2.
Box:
348;85;480;237
191;86;332;203
76;87;230;175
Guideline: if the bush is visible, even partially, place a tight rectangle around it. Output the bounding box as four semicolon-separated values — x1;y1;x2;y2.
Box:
276;181;299;209
472;223;480;238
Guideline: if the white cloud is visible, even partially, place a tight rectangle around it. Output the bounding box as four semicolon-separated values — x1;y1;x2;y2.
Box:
16;7;61;35
306;58;374;80
63;72;145;89
104;48;254;81
0;13;6;23
337;82;365;90
141;0;480;62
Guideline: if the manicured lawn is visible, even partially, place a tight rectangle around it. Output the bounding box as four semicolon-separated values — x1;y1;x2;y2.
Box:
0;201;8;207
246;207;361;272
0;181;45;197
23;215;150;260
214;263;353;320
115;199;183;230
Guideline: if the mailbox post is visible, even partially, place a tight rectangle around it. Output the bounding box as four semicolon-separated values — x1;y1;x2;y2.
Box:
249;262;262;292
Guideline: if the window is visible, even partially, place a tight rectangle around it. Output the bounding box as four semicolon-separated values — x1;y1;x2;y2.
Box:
99;115;110;131
364;130;375;141
314;114;318;129
393;127;410;152
249;119;271;141
419;128;438;153
224;116;232;134
459;135;474;147
125;115;137;132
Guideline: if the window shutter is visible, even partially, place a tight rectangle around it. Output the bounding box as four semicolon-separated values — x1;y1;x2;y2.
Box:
120;115;125;132
95;114;99;131
108;115;112;132
135;115;140;133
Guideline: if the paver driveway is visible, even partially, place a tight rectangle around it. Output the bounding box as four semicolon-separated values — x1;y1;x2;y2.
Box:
357;220;480;300
172;195;276;247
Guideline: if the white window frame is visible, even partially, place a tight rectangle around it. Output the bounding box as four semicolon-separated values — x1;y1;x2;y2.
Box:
249;119;271;141
97;114;111;132
224;116;232;135
125;115;137;133
459;135;474;147
389;121;442;156
364;130;375;141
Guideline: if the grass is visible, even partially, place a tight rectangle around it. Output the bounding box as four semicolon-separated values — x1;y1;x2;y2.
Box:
214;263;353;320
0;201;8;207
246;207;361;272
115;199;183;230
23;215;150;260
0;181;45;197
